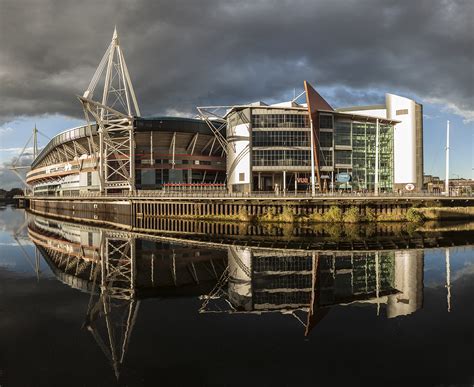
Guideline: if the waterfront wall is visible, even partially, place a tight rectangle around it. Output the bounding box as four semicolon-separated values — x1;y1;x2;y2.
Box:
27;195;474;229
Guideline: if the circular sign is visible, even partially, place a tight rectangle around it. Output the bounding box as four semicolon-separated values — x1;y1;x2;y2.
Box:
405;183;415;191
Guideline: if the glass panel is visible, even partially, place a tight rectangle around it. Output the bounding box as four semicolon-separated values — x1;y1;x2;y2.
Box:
252;131;310;147
319;131;333;148
252;150;311;166
319;114;333;129
252;114;309;128
335;150;351;165
334;120;351;146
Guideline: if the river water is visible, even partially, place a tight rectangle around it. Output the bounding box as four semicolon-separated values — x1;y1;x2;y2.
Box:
0;205;473;387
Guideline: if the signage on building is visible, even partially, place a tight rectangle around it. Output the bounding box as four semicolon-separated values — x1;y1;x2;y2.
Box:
336;173;351;183
405;183;415;191
296;177;309;184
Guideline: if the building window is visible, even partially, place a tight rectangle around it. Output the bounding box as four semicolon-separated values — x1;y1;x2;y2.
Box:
319;131;333;148
319;150;333;167
252;131;310;147
252;114;309;128
319;114;333;129
87;172;92;186
239;173;245;181
252;150;310;167
334;121;351;146
335;150;352;165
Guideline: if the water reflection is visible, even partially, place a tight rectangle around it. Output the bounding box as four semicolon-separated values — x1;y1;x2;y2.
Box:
23;212;462;381
28;214;227;378
202;247;424;334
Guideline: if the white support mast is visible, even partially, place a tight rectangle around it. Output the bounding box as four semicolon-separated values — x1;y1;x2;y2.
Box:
33;124;38;160
445;120;450;196
374;118;379;196
310;119;316;197
80;27;140;193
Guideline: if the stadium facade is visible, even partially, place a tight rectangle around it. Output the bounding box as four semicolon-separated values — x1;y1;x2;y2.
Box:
26;29;424;196
27;117;226;195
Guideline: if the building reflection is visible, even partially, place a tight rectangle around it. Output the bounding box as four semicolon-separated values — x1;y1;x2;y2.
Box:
27;213;428;378
202;247;424;335
27;214;227;379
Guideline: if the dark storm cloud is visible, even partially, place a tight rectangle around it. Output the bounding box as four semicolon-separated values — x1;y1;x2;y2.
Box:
0;0;473;123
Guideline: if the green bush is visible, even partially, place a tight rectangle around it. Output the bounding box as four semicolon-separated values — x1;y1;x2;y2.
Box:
308;211;324;222
280;206;295;223
238;207;250;222
406;208;425;223
323;206;343;222
259;207;276;222
326;224;343;238
343;206;361;223
364;207;377;222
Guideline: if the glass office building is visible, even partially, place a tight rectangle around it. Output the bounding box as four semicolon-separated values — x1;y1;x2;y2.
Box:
318;113;394;192
226;101;396;193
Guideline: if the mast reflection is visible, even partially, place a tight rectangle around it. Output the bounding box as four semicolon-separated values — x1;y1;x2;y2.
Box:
27;214;227;379
27;213;426;378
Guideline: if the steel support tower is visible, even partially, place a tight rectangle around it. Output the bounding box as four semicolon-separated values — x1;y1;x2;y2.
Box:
80;27;140;193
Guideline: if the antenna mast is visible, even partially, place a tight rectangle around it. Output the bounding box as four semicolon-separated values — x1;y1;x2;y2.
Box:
445;120;450;196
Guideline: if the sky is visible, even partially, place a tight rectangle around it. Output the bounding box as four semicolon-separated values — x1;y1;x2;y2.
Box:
0;0;473;189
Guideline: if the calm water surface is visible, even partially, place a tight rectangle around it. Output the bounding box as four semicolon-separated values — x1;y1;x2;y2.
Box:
0;205;473;387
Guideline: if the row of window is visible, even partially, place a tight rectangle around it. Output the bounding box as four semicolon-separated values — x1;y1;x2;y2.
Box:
252;114;309;128
252;150;311;167
252;131;310;147
136;169;224;185
139;159;218;166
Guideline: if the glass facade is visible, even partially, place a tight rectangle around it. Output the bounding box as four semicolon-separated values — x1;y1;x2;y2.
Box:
334;121;351;146
345;120;393;191
319;131;333;148
252;114;309;128
253;150;311;167
250;111;311;174
252;130;309;147
229;107;395;192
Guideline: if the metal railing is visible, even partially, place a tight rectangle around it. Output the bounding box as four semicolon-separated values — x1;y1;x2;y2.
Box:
22;189;474;200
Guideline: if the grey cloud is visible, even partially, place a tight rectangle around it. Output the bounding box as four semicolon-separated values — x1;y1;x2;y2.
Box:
0;0;472;123
0;153;33;189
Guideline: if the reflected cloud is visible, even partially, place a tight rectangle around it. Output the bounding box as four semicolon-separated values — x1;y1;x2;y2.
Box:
22;211;471;381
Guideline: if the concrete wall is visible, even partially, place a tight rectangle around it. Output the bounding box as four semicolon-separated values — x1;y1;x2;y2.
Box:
386;93;418;187
227;109;252;193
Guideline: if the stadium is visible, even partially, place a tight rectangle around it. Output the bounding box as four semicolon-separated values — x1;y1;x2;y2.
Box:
25;29;424;196
27;117;226;195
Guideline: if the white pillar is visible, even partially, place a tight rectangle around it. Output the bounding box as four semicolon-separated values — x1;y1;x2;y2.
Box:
375;118;379;196
375;251;380;316
445;120;450;196
446;248;451;312
283;170;286;193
